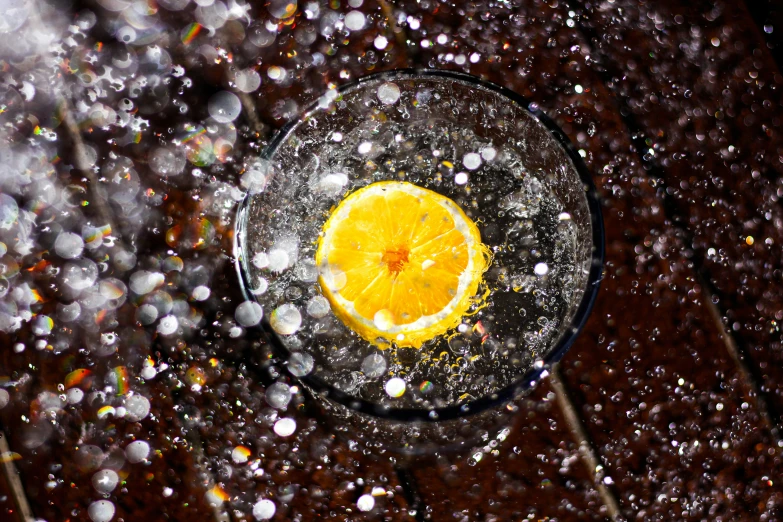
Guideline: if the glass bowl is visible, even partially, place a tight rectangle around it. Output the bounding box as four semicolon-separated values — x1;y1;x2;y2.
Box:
235;69;604;453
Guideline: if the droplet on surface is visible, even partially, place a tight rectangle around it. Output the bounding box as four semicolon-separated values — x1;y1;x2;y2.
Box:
235;301;263;327
92;469;119;494
377;82;400;105
265;382;292;409
270;304;301;335
0;389;9;409
125;440;150;463
253;499;276;520
208;91;242;123
88;500;115;522
534;263;549;276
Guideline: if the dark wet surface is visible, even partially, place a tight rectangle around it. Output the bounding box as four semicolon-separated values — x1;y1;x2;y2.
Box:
1;0;782;520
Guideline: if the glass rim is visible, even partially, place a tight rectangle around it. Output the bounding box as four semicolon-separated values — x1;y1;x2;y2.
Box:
234;68;605;423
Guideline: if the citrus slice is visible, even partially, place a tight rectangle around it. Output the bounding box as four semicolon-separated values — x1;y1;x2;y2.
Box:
315;181;490;348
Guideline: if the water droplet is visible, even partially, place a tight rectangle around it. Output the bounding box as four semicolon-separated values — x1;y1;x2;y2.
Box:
273;417;296;437
270;304;301;335
265;382;292;409
287;352;314;376
125;440;150;463
385;377;406;398
463;152;481;170
253;499;276;520
357;494;375;512
377;82;400;105
361;353;386;378
235;301;263;327
534;263;549;276
344;10;366;31
54;232;84;259
92;469;119;494
88;500;115;522
208;91;242;123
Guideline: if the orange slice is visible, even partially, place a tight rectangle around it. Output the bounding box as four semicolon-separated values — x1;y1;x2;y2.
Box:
315;181;490;348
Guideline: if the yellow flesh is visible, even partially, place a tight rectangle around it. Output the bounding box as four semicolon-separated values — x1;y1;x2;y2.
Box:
315;181;489;348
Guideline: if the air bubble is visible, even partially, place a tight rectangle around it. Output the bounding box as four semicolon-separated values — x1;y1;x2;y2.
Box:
123;395;151;422
463;152;481;170
157;315;179;336
268;0;296;18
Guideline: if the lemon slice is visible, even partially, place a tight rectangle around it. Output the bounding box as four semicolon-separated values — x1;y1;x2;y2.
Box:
315;181;490;348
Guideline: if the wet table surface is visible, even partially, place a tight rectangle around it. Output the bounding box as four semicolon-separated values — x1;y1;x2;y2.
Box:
1;0;783;520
